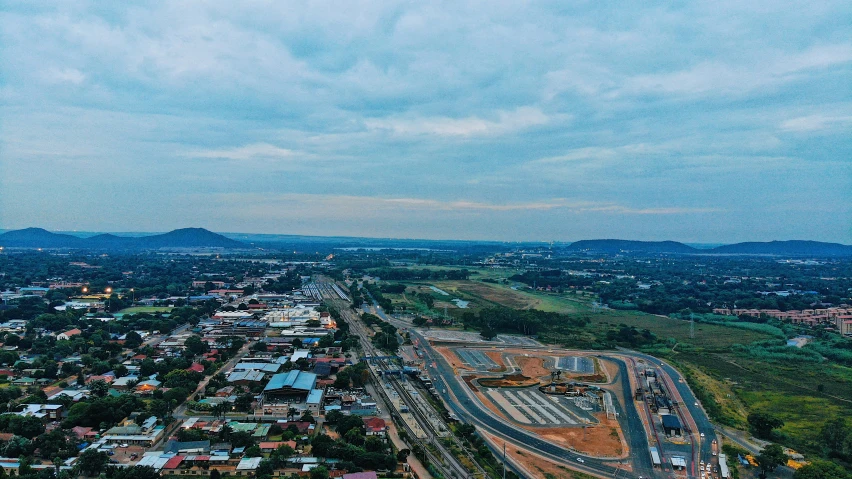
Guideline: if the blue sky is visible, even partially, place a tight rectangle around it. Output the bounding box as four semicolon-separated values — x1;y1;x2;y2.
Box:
1;1;850;242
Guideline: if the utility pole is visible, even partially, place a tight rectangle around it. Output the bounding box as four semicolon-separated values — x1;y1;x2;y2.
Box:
502;442;507;479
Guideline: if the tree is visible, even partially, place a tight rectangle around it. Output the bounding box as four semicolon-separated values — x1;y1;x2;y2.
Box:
244;445;262;457
755;444;787;479
310;466;329;479
104;465;161;479
89;379;109;398
185;335;208;356
748;412;784;439
235;393;254;412
397;448;410;462
820;418;850;457
75;449;109;477
480;325;497;341
794;460;851;479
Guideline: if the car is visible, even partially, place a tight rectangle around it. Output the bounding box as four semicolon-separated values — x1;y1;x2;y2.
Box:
700;432;706;437
576;458;585;463
120;443;129;448
695;402;699;406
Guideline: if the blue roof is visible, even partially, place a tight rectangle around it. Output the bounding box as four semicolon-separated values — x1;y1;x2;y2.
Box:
264;371;317;392
306;389;323;404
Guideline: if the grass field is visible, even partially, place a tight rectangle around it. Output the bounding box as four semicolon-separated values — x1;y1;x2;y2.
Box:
117;306;173;314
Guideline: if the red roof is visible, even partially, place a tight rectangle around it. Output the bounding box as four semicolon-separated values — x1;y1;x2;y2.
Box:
164;456;184;469
363;417;386;432
186;363;205;373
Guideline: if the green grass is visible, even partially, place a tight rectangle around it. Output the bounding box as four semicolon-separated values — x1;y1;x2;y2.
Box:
670;350;852;453
117;306;174;314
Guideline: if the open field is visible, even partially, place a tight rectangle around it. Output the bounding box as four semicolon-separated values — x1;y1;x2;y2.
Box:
117;306;173;314
669;350;852;451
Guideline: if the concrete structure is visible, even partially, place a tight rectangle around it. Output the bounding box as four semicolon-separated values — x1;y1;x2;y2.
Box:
662;414;682;436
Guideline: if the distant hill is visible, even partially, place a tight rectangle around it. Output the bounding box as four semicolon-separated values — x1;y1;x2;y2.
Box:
0;227;246;250
0;228;85;248
565;239;852;256
566;239;698;254
710;240;852;256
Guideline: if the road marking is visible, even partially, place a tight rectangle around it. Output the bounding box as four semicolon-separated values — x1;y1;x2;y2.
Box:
486;389;530;423
503;390;546;424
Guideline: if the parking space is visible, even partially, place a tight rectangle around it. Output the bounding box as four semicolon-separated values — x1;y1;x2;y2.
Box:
456;349;498;370
556;356;595;374
484;387;584;426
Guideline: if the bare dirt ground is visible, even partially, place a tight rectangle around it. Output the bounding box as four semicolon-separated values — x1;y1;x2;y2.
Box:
434;346;471;371
482;431;632;479
523;414;627;458
478;374;539;388
485;351;507;372
516;356;552;380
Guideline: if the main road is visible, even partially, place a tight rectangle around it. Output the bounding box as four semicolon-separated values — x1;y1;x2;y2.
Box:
362;295;658;478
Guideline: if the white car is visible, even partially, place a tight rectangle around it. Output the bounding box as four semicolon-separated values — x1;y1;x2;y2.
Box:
120;443;129;448
700;432;706;437
576;458;584;463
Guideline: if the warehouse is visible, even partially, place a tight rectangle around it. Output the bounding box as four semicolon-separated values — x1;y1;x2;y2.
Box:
263;370;317;400
661;414;682;436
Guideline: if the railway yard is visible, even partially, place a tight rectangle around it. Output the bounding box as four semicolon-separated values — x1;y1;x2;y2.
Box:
308;279;727;479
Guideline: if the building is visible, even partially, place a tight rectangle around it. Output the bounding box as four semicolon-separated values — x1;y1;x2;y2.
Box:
363;417;387;436
263;371;317;400
306;389;324;415
16;404;63;420
662;414;682;436
57;328;82;340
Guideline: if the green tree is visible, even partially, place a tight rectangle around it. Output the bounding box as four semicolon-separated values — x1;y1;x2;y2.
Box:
820;418;850;457
75;449;109;477
310;466;329;479
755;443;787;479
794;460;851;479
89;379;109;398
748;412;784;439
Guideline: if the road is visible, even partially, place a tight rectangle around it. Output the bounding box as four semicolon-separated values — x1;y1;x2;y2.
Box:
364;293;727;479
362;294;651;478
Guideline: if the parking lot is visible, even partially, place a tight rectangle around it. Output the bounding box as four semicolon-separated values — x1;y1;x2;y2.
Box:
456;349;499;370
556;356;595;374
484;387;592;426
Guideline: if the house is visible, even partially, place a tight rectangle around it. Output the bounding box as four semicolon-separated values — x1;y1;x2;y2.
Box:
71;426;99;440
86;375;115;385
135;379;162;394
16;404;63;420
227;370;266;385
57;329;82;341
103;421;165;447
186;363;205;373
259;441;297;453
363;417;387;436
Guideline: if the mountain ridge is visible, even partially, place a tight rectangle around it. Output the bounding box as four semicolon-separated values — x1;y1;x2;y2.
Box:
0;227;246;250
1;228;850;255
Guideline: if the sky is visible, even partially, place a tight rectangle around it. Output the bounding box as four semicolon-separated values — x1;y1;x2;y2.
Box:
1;1;850;243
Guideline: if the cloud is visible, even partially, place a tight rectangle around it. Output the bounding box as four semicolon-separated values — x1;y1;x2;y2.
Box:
780;114;852;132
43;67;86;85
363;107;551;137
185;143;298;161
620;44;852;96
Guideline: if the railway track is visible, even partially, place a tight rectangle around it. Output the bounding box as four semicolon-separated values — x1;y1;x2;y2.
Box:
325;287;483;479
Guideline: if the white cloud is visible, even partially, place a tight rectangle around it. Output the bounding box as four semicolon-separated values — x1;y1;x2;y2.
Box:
620;43;852;96
364;107;551;137
780;114;852;132
185;143;298;161
43;67;86;85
